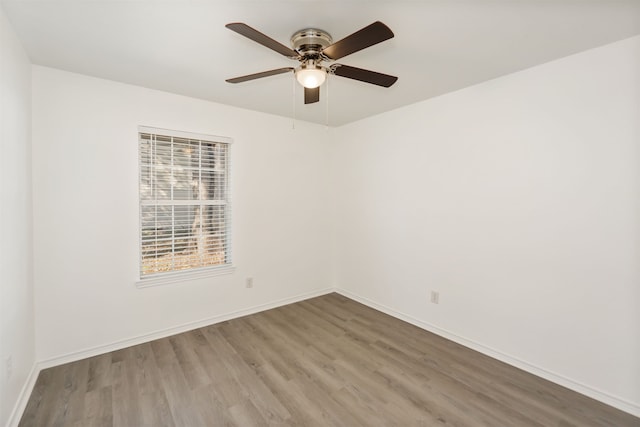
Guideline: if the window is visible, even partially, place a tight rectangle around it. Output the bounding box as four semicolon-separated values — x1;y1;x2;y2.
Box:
138;127;232;279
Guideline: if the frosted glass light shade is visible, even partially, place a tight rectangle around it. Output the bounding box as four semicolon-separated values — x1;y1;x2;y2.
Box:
296;67;327;89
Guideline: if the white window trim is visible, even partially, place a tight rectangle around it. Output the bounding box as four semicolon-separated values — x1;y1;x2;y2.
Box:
138;126;233;145
135;265;235;288
137;126;234;287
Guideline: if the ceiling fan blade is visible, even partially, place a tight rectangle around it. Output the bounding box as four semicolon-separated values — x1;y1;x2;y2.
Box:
226;23;299;58
226;67;294;84
332;64;398;87
304;87;320;104
321;21;394;61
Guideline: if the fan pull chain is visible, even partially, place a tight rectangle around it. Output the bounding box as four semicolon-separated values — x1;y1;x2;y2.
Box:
325;74;330;130
292;73;296;130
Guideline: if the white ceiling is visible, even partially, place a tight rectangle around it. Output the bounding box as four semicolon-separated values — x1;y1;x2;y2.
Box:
3;0;640;126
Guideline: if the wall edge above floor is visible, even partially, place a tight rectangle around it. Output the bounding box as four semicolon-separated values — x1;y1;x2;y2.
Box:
335;289;640;418
38;287;336;370
7;287;336;426
5;364;38;427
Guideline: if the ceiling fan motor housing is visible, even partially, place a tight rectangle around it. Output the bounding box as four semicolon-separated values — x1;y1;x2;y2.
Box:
290;29;333;58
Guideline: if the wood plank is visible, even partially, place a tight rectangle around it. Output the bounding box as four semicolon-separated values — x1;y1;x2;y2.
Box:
18;293;640;427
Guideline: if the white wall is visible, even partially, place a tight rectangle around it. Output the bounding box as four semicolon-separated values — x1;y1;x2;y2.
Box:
334;36;640;414
31;66;334;363
0;6;35;427
20;31;640;419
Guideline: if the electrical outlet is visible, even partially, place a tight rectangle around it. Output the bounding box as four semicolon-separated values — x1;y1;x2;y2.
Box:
6;355;12;380
430;291;440;304
246;277;254;288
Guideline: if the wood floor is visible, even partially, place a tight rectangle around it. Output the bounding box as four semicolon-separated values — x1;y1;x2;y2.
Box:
19;293;639;427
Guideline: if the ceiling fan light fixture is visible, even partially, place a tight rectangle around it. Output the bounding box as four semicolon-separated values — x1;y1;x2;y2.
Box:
295;65;327;89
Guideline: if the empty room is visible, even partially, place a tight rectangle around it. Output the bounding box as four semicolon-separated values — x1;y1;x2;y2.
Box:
1;1;639;426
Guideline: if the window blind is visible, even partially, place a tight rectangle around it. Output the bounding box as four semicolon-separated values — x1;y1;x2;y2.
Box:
138;127;232;278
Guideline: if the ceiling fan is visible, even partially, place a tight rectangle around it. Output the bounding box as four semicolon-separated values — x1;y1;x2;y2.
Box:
225;21;398;104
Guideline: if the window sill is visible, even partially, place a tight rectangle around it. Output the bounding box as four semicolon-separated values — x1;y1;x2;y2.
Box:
135;265;235;288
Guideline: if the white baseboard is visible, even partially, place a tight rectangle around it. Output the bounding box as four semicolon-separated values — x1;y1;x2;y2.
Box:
336;288;640;418
7;287;336;427
38;287;336;370
6;363;39;427
11;286;638;424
